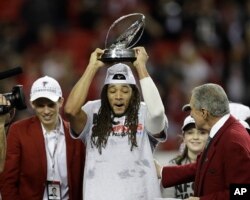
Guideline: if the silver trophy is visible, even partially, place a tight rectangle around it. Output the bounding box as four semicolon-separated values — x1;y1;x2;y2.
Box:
100;13;145;63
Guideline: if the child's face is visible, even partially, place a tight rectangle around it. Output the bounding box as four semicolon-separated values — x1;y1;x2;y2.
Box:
183;128;209;154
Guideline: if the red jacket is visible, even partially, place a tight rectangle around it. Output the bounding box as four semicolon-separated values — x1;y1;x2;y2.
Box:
162;116;250;200
0;116;85;200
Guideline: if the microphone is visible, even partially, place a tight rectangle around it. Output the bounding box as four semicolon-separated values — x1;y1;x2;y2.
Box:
0;66;23;80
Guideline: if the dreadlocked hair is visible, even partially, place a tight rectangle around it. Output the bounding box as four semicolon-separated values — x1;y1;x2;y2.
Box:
91;84;141;154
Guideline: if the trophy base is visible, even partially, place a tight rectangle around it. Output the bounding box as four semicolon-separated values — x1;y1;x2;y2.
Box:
100;48;136;63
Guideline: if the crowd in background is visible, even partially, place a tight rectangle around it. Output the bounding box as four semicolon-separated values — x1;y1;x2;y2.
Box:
0;0;250;150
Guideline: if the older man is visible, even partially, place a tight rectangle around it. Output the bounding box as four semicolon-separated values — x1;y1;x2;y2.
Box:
156;83;250;200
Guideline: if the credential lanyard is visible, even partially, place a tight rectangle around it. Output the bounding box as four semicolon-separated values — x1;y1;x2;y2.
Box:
45;132;59;180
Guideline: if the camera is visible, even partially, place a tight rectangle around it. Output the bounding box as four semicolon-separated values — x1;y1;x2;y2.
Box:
0;85;27;115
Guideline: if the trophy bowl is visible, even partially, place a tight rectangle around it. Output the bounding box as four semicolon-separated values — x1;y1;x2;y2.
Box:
100;13;145;63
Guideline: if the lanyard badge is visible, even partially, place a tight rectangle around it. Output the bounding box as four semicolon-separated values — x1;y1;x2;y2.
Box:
46;180;62;200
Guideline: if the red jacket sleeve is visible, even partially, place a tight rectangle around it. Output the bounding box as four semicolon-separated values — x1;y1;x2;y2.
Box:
161;162;197;188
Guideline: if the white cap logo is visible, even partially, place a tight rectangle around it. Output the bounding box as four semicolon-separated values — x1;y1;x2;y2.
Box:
104;63;136;85
30;76;62;102
42;81;48;87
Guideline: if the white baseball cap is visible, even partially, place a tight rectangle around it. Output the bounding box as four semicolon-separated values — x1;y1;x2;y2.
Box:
239;120;250;130
104;63;136;85
30;76;62;102
182;104;191;112
182;115;195;131
229;102;250;121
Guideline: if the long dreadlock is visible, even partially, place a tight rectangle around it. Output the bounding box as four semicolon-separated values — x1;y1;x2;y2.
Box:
91;84;141;154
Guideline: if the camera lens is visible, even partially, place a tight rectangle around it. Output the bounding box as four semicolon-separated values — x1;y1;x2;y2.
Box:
0;85;27;115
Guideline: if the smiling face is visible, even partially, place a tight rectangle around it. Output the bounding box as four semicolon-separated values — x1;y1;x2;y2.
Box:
107;84;132;116
183;128;209;154
31;97;63;131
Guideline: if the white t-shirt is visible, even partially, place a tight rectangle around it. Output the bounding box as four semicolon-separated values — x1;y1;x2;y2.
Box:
161;158;194;199
75;100;168;200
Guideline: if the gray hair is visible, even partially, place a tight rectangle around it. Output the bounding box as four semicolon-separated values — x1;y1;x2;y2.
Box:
191;83;230;117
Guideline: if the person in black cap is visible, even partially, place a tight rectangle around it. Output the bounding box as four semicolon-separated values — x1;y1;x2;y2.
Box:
64;47;168;200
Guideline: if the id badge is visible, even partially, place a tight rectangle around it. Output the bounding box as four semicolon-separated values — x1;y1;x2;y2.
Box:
46;180;61;200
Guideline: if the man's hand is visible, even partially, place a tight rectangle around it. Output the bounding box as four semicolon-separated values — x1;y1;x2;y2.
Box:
154;159;163;179
0;94;11;124
132;46;149;79
88;48;106;70
133;46;149;68
0;94;9;172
